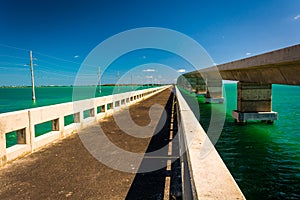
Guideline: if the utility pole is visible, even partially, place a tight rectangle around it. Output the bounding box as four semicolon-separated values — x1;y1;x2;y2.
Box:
98;66;101;93
29;50;36;100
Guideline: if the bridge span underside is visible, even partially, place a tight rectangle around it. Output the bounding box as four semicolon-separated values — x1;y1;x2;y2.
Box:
217;44;300;85
182;44;300;86
179;44;300;123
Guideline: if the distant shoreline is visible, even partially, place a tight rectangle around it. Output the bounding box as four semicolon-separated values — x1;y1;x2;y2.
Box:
0;84;166;88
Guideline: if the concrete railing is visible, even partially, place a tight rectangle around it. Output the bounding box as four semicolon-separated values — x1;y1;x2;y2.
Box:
0;86;170;166
175;86;245;199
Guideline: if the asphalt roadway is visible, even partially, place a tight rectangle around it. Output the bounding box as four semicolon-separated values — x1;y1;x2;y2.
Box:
0;88;182;200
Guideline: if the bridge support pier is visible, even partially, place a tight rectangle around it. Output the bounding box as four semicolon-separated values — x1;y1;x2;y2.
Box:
205;79;224;103
232;82;278;124
195;78;206;96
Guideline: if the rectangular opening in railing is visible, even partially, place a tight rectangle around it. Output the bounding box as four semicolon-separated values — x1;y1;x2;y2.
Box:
6;131;17;148
107;103;113;110
97;105;105;113
121;99;125;105
64;114;75;126
35;121;53;137
83;109;95;119
74;112;80;123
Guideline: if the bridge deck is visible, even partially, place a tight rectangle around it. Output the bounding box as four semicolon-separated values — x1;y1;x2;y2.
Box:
183;44;300;85
0;89;181;199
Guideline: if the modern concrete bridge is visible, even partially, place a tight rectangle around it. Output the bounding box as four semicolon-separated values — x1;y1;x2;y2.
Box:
178;44;300;123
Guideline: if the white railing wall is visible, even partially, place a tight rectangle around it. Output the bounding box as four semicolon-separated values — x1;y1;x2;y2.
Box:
0;86;170;166
176;86;245;200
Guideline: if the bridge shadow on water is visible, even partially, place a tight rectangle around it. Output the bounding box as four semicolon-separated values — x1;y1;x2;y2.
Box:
125;91;182;200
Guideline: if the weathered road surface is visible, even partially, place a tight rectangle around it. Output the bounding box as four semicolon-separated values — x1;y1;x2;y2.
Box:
0;88;181;200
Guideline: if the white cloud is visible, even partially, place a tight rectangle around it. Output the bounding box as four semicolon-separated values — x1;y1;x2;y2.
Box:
177;69;186;73
246;52;252;56
74;55;79;58
143;68;155;72
145;76;153;79
294;14;300;20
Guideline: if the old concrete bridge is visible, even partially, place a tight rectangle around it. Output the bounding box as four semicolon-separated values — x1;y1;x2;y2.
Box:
178;44;300;123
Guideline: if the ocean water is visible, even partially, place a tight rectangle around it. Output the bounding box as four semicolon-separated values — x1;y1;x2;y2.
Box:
198;84;300;200
0;85;153;114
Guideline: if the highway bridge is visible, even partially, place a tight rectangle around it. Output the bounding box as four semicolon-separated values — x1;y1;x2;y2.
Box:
178;44;300;123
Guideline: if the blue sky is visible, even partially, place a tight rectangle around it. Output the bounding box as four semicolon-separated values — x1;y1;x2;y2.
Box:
0;0;299;86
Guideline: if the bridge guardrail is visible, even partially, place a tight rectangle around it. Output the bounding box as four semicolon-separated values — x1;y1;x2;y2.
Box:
175;86;245;200
0;85;171;166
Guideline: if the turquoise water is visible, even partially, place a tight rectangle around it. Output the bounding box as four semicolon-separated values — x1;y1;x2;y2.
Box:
0;85;154;147
197;84;300;199
0;85;152;114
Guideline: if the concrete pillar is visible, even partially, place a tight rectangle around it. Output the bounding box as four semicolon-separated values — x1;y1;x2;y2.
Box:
195;78;206;96
59;117;64;134
0;131;7;166
232;82;278;124
28;110;36;151
90;108;95;117
90;107;97;123
74;112;84;129
115;100;120;107
24;127;30;146
74;112;82;123
190;77;197;93
205;79;224;103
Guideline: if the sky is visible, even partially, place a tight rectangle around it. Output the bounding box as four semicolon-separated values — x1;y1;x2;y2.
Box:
0;0;299;86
